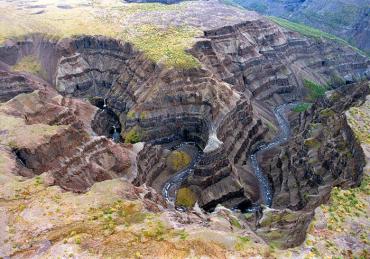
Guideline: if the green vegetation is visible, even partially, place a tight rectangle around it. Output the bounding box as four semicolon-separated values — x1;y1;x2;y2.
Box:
303;79;327;100
167;150;191;171
131;25;201;69
140;112;147;120
321;175;369;232
120;2;184;14
268;17;367;56
124;127;141;144
88;200;148;235
142;220;165;240
230;217;241;229
319;108;335;117
176;229;188;240
303;138;321;149
175;187;196;208
34;176;43;186
248;2;268;13
11;55;44;76
235;236;251;251
291;102;312;113
347;103;370;144
126;111;136;120
0;0;201;69
0;113;63;148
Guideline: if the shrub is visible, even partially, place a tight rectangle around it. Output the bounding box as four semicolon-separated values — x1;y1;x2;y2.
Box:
291;102;312;112
167;150;191;171
268;17;367;56
124;127;141;144
230;218;241;229
11;55;44;77
126;111;136;120
303;79;327;100
175;187;196;208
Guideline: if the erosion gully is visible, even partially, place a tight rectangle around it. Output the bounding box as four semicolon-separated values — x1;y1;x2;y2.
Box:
160;103;298;211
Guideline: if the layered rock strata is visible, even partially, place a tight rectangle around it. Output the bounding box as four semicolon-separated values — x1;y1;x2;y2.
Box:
0;16;369;249
255;80;369;247
0;72;132;192
262;81;369;211
191;19;369;105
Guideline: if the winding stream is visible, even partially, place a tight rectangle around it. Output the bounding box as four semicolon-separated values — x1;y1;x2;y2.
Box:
162;142;201;205
161;102;298;210
250;102;298;207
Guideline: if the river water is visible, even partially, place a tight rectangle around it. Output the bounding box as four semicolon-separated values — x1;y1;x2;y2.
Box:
250;102;298;208
161;102;298;210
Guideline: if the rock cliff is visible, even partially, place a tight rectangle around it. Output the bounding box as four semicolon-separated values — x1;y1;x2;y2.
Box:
0;12;369;250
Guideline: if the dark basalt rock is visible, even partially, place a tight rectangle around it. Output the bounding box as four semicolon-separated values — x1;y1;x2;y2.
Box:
91;108;121;138
0;17;369;248
0;71;40;102
262;81;369;211
254;81;369;247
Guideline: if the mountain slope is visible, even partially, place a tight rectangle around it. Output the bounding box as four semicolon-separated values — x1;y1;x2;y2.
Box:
232;0;370;55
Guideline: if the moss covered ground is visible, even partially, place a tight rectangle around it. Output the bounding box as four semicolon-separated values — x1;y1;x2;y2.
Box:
11;55;44;76
269;16;367;56
167;150;191;171
0;0;202;69
175;187;196;208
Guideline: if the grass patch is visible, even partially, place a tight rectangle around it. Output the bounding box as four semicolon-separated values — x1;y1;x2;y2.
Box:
321;175;369;232
175;187;196;208
268;16;367;56
130;25;201;69
230;217;241;229
0;1;201;69
142;220;165;240
11;55;43;76
347;102;370;144
88;200;148;235
319;108;335;117
0;113;63;148
124;126;141;144
291;102;312;113
119;2;184;14
167;150;191;171
303;138;321;149
303;79;327;100
126;111;137;120
235;236;250;251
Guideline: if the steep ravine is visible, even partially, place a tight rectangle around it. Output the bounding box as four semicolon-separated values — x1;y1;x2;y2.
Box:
250;102;298;208
0;17;369;249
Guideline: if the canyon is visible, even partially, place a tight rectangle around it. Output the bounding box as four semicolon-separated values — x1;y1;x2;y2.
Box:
0;0;369;258
231;0;370;56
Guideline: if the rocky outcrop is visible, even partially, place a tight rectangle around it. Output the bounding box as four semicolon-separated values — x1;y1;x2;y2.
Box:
0;71;43;102
0;34;59;82
184;99;267;210
191;19;369;105
256;207;314;249
0;16;369;249
233;0;370;55
261;81;369;211
134;144;168;187
0;73;132;192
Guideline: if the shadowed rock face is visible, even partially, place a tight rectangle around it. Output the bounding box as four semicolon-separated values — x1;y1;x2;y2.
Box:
0;15;369;248
191;19;369;105
0;71;46;102
0;73;132;192
231;0;370;55
262;81;369;212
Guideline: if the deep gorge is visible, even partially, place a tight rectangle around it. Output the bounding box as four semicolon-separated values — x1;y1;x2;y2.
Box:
0;17;369;249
